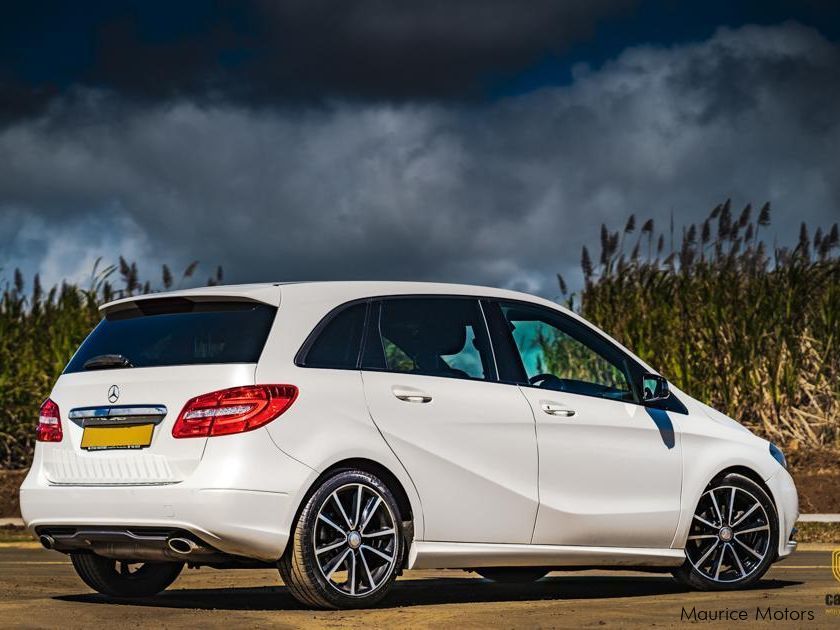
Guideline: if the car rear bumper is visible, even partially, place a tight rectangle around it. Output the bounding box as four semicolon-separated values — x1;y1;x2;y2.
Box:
21;485;293;561
20;429;316;562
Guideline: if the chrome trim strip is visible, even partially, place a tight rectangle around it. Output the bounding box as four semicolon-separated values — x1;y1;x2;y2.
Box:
49;528;170;542
68;405;167;427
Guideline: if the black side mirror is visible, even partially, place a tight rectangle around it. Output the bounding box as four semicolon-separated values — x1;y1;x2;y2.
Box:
642;373;670;402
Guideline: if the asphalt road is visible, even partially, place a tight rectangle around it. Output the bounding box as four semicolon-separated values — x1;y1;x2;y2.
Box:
1;545;838;628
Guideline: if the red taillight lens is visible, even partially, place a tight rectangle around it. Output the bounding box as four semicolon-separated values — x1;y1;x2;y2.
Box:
172;385;298;438
36;398;63;442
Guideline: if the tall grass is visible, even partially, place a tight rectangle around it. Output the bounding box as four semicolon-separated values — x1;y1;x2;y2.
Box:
0;259;221;469
1;204;837;467
561;202;839;450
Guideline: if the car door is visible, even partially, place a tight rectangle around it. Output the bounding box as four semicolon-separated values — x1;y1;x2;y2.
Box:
360;297;539;544
486;300;682;549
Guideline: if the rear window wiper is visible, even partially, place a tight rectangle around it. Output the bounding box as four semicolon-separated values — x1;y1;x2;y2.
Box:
83;354;134;370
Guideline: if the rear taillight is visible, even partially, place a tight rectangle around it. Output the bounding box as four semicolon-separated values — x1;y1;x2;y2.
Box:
36;398;63;442
172;385;298;438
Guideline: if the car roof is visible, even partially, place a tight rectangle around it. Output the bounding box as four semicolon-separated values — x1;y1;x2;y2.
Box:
99;281;568;314
98;281;655;374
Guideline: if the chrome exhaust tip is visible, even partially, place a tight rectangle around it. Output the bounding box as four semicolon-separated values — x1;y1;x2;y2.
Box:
39;535;55;550
167;537;199;555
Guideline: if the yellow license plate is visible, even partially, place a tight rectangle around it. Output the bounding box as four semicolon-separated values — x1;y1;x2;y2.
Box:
81;424;154;450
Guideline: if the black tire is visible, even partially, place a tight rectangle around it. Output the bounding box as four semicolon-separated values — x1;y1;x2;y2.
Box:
70;553;183;597
476;567;550;583
673;473;778;590
279;469;404;609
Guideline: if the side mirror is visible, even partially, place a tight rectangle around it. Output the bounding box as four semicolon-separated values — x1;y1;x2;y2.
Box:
642;373;670;402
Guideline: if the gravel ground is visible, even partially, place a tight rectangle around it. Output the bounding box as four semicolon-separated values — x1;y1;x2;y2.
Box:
1;545;838;628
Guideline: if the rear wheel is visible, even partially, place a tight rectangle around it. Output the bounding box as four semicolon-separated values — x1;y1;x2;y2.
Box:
475;567;549;583
279;469;403;609
673;473;777;590
70;553;183;597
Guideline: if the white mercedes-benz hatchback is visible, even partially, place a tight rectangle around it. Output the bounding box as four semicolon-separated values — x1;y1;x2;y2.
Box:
20;282;798;608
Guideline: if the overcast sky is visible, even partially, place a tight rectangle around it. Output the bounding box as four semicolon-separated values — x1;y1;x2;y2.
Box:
1;1;839;297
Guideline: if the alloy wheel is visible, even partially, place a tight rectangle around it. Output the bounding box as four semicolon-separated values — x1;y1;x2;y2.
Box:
685;485;771;583
313;482;398;597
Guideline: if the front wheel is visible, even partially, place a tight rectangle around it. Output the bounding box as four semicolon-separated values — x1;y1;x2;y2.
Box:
70;554;183;597
279;469;404;609
673;473;778;590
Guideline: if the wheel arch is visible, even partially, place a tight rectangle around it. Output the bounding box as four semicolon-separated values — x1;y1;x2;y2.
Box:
708;465;775;506
292;458;416;532
676;464;781;556
683;464;777;525
287;457;417;570
319;458;414;523
709;465;782;556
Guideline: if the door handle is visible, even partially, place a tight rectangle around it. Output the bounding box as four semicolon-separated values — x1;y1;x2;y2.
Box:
392;387;433;403
540;402;576;417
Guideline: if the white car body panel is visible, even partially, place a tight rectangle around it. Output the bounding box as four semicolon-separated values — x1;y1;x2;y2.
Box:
362;371;539;543
22;427;313;561
521;387;682;547
41;364;256;484
20;281;798;570
669;384;798;557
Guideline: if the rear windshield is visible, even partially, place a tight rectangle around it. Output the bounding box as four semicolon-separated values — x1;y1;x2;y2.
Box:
64;299;277;373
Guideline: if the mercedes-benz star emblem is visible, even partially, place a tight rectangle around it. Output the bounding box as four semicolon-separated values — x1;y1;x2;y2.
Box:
107;385;120;404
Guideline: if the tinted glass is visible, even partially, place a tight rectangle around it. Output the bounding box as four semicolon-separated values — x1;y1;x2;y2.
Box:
500;302;635;401
65;300;276;373
302;302;366;369
363;298;494;380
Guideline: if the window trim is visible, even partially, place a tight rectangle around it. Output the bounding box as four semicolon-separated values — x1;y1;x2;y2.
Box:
296;293;504;381
484;298;688;414
64;299;278;374
362;295;499;383
294;298;371;370
477;300;500;381
294;293;687;414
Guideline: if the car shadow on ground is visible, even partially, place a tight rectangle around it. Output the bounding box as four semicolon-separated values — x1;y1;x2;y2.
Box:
54;575;801;611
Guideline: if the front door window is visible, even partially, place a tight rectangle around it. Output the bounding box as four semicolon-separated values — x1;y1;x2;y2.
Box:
499;303;636;402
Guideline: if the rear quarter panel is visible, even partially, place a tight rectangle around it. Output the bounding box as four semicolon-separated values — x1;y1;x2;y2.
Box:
255;292;426;539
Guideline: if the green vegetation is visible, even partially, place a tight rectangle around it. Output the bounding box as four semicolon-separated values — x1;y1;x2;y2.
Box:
558;202;839;451
538;327;632;394
0;259;221;469
0;201;837;469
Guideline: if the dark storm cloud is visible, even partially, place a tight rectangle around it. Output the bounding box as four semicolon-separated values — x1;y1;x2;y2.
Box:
2;23;839;296
251;0;635;100
0;0;633;122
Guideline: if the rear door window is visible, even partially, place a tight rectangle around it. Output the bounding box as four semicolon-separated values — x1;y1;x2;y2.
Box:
64;299;277;373
362;298;496;381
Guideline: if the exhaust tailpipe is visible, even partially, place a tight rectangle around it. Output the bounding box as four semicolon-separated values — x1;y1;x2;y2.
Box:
39;535;55;550
167;537;199;555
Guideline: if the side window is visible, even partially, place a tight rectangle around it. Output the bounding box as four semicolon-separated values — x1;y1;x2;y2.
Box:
499;302;635;402
299;302;366;369
362;298;495;381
